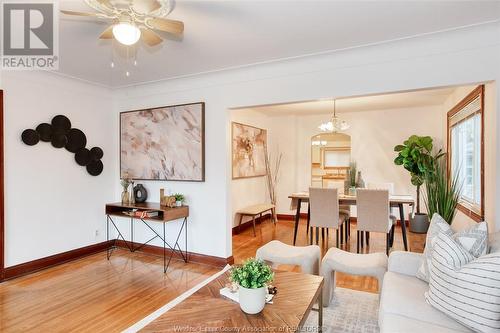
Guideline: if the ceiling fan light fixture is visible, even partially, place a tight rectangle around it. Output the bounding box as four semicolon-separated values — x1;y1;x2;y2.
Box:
112;22;141;45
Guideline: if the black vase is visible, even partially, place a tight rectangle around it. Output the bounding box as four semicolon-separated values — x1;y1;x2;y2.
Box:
134;184;148;203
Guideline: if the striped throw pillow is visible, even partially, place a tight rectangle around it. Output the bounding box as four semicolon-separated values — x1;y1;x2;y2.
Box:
417;213;488;282
425;232;500;333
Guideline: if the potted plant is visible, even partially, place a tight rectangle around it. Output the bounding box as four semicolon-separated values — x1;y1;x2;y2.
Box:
348;162;357;195
423;158;463;225
230;258;274;314
394;135;443;233
173;193;185;207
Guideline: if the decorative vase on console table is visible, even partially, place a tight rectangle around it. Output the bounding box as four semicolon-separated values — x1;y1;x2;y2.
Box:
356;171;365;188
120;178;131;205
129;180;136;204
134;184;148;203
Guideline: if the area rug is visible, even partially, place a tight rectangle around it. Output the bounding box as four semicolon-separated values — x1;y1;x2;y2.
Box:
304;288;380;333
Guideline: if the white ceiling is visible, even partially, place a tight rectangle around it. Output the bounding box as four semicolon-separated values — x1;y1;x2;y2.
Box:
58;1;500;87
242;86;457;115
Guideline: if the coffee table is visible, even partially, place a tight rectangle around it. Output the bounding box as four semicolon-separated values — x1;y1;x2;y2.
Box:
140;270;324;332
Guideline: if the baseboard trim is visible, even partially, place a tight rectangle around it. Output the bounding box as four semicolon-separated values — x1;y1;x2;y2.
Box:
232;213;273;235
114;240;233;268
2;240;113;281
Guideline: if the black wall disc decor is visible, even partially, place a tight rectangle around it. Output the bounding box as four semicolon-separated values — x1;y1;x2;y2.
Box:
21;115;104;176
21;129;40;146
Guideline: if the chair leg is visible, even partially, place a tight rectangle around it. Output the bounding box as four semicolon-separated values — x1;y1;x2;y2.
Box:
366;231;370;246
357;230;360;253
390;224;395;247
344;218;349;240
336;229;339;248
316;227;319;245
238;214;244;234
386;232;390;256
306;204;311;234
340;223;344;245
252;215;256;237
322;228;325;242
310;227;313;245
360;231;364;249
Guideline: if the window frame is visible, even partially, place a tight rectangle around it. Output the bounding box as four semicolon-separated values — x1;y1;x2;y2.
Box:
446;85;484;222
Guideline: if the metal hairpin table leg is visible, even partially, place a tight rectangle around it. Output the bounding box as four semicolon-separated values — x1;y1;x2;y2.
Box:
106;215;134;258
163;221;166;273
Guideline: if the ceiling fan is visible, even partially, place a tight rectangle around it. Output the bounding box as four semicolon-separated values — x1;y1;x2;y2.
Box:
61;0;184;47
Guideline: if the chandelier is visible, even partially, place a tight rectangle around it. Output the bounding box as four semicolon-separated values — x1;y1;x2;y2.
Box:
318;99;350;132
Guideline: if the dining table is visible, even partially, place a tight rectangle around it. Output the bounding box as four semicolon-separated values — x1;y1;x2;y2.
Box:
288;192;415;251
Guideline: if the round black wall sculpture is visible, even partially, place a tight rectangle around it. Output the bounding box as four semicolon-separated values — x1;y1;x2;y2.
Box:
21;115;104;176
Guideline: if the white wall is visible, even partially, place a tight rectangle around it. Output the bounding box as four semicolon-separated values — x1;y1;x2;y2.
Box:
2;71;115;266
442;83;497;233
259;106;443;215
229;109;272;227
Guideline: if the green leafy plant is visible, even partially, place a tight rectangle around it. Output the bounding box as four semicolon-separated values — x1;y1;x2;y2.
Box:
424;158;463;224
230;258;274;289
174;193;185;202
348;162;357;187
394;135;443;213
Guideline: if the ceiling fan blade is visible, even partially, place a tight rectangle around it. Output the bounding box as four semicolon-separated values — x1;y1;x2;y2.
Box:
133;0;161;14
99;26;114;39
96;0;113;8
146;17;184;35
60;10;102;17
141;28;163;46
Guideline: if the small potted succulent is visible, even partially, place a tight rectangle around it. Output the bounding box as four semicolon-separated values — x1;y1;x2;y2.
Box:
173;193;185;207
230;258;274;314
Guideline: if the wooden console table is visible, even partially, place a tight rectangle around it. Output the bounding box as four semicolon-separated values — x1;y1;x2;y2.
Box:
105;202;189;273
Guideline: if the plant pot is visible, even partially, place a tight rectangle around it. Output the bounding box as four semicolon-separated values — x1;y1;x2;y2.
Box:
410;213;430;233
238;286;266;314
176;201;182;207
348;187;356;196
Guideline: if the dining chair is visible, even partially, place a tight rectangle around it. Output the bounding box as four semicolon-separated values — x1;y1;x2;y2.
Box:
356;189;396;255
309;187;348;248
325;181;351;240
364;183;396;246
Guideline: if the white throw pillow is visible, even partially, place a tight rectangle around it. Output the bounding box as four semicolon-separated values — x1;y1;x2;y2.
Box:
417;213;488;282
425;232;500;333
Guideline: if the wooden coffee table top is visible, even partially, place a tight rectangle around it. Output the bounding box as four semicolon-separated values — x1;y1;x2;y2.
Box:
140;270;324;332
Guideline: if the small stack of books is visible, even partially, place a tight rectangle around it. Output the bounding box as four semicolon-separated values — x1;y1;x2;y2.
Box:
122;209;159;218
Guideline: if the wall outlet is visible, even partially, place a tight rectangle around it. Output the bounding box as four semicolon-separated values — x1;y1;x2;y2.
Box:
95;229;99;237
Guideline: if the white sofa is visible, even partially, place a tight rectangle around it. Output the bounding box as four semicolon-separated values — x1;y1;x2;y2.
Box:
379;232;500;333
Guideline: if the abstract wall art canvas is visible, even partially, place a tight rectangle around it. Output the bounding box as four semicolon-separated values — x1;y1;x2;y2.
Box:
232;122;267;179
120;102;205;181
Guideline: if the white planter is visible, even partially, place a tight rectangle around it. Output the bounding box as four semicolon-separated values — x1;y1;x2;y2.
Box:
176;201;182;207
238;286;266;314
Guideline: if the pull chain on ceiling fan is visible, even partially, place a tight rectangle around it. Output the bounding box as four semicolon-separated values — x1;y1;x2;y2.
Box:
61;0;184;47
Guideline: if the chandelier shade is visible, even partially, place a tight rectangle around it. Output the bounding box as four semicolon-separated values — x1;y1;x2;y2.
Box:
318;100;350;132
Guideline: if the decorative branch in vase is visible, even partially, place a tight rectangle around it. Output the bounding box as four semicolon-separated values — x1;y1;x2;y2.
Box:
264;145;282;224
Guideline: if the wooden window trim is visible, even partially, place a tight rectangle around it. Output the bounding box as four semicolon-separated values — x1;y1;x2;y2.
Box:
0;90;3;280
446;85;484;222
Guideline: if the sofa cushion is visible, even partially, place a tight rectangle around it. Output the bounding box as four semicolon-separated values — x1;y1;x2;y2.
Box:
380;271;471;332
489;231;500;254
425;233;500;333
417;213;488;282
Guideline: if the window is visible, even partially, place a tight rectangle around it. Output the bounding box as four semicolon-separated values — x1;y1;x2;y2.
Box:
447;85;484;221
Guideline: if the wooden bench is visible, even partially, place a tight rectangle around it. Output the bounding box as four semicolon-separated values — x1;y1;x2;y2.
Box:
236;203;276;236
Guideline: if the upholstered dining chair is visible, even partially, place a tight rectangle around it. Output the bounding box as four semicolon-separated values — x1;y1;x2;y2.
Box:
325;181;351;240
356;189;396;255
309;187;348;247
364;183;396;246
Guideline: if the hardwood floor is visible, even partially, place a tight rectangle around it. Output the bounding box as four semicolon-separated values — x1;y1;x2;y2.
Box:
0;217;425;332
0;249;218;332
233;217;426;293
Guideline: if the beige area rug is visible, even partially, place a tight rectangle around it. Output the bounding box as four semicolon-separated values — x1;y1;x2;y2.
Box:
304;288;380;333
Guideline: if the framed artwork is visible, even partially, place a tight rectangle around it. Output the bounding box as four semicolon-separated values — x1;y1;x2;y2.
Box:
232;122;267;179
120;102;205;181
